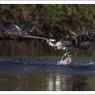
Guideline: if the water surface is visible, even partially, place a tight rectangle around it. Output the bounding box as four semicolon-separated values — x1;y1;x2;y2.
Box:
0;40;95;91
0;73;95;91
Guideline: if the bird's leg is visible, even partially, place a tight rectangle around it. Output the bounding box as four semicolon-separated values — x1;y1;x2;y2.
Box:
63;51;68;60
60;46;67;60
57;49;72;65
60;50;67;61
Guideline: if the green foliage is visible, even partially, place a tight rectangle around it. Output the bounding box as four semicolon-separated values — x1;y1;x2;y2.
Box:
0;4;95;38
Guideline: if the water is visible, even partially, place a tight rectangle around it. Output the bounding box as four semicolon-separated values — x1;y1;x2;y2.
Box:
0;73;95;91
0;39;95;91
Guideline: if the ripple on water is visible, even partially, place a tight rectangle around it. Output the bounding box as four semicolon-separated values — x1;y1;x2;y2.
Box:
0;58;94;75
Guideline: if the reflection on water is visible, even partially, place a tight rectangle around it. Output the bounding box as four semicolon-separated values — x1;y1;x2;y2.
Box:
0;73;95;91
0;40;57;57
0;39;94;58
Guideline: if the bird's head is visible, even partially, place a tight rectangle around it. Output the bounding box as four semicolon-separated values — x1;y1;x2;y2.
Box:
46;39;56;47
47;39;56;43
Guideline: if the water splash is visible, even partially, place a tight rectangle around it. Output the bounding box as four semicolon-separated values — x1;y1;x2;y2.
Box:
57;57;72;65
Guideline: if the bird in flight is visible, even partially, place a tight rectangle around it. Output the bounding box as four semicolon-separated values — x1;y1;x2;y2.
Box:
2;22;91;65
